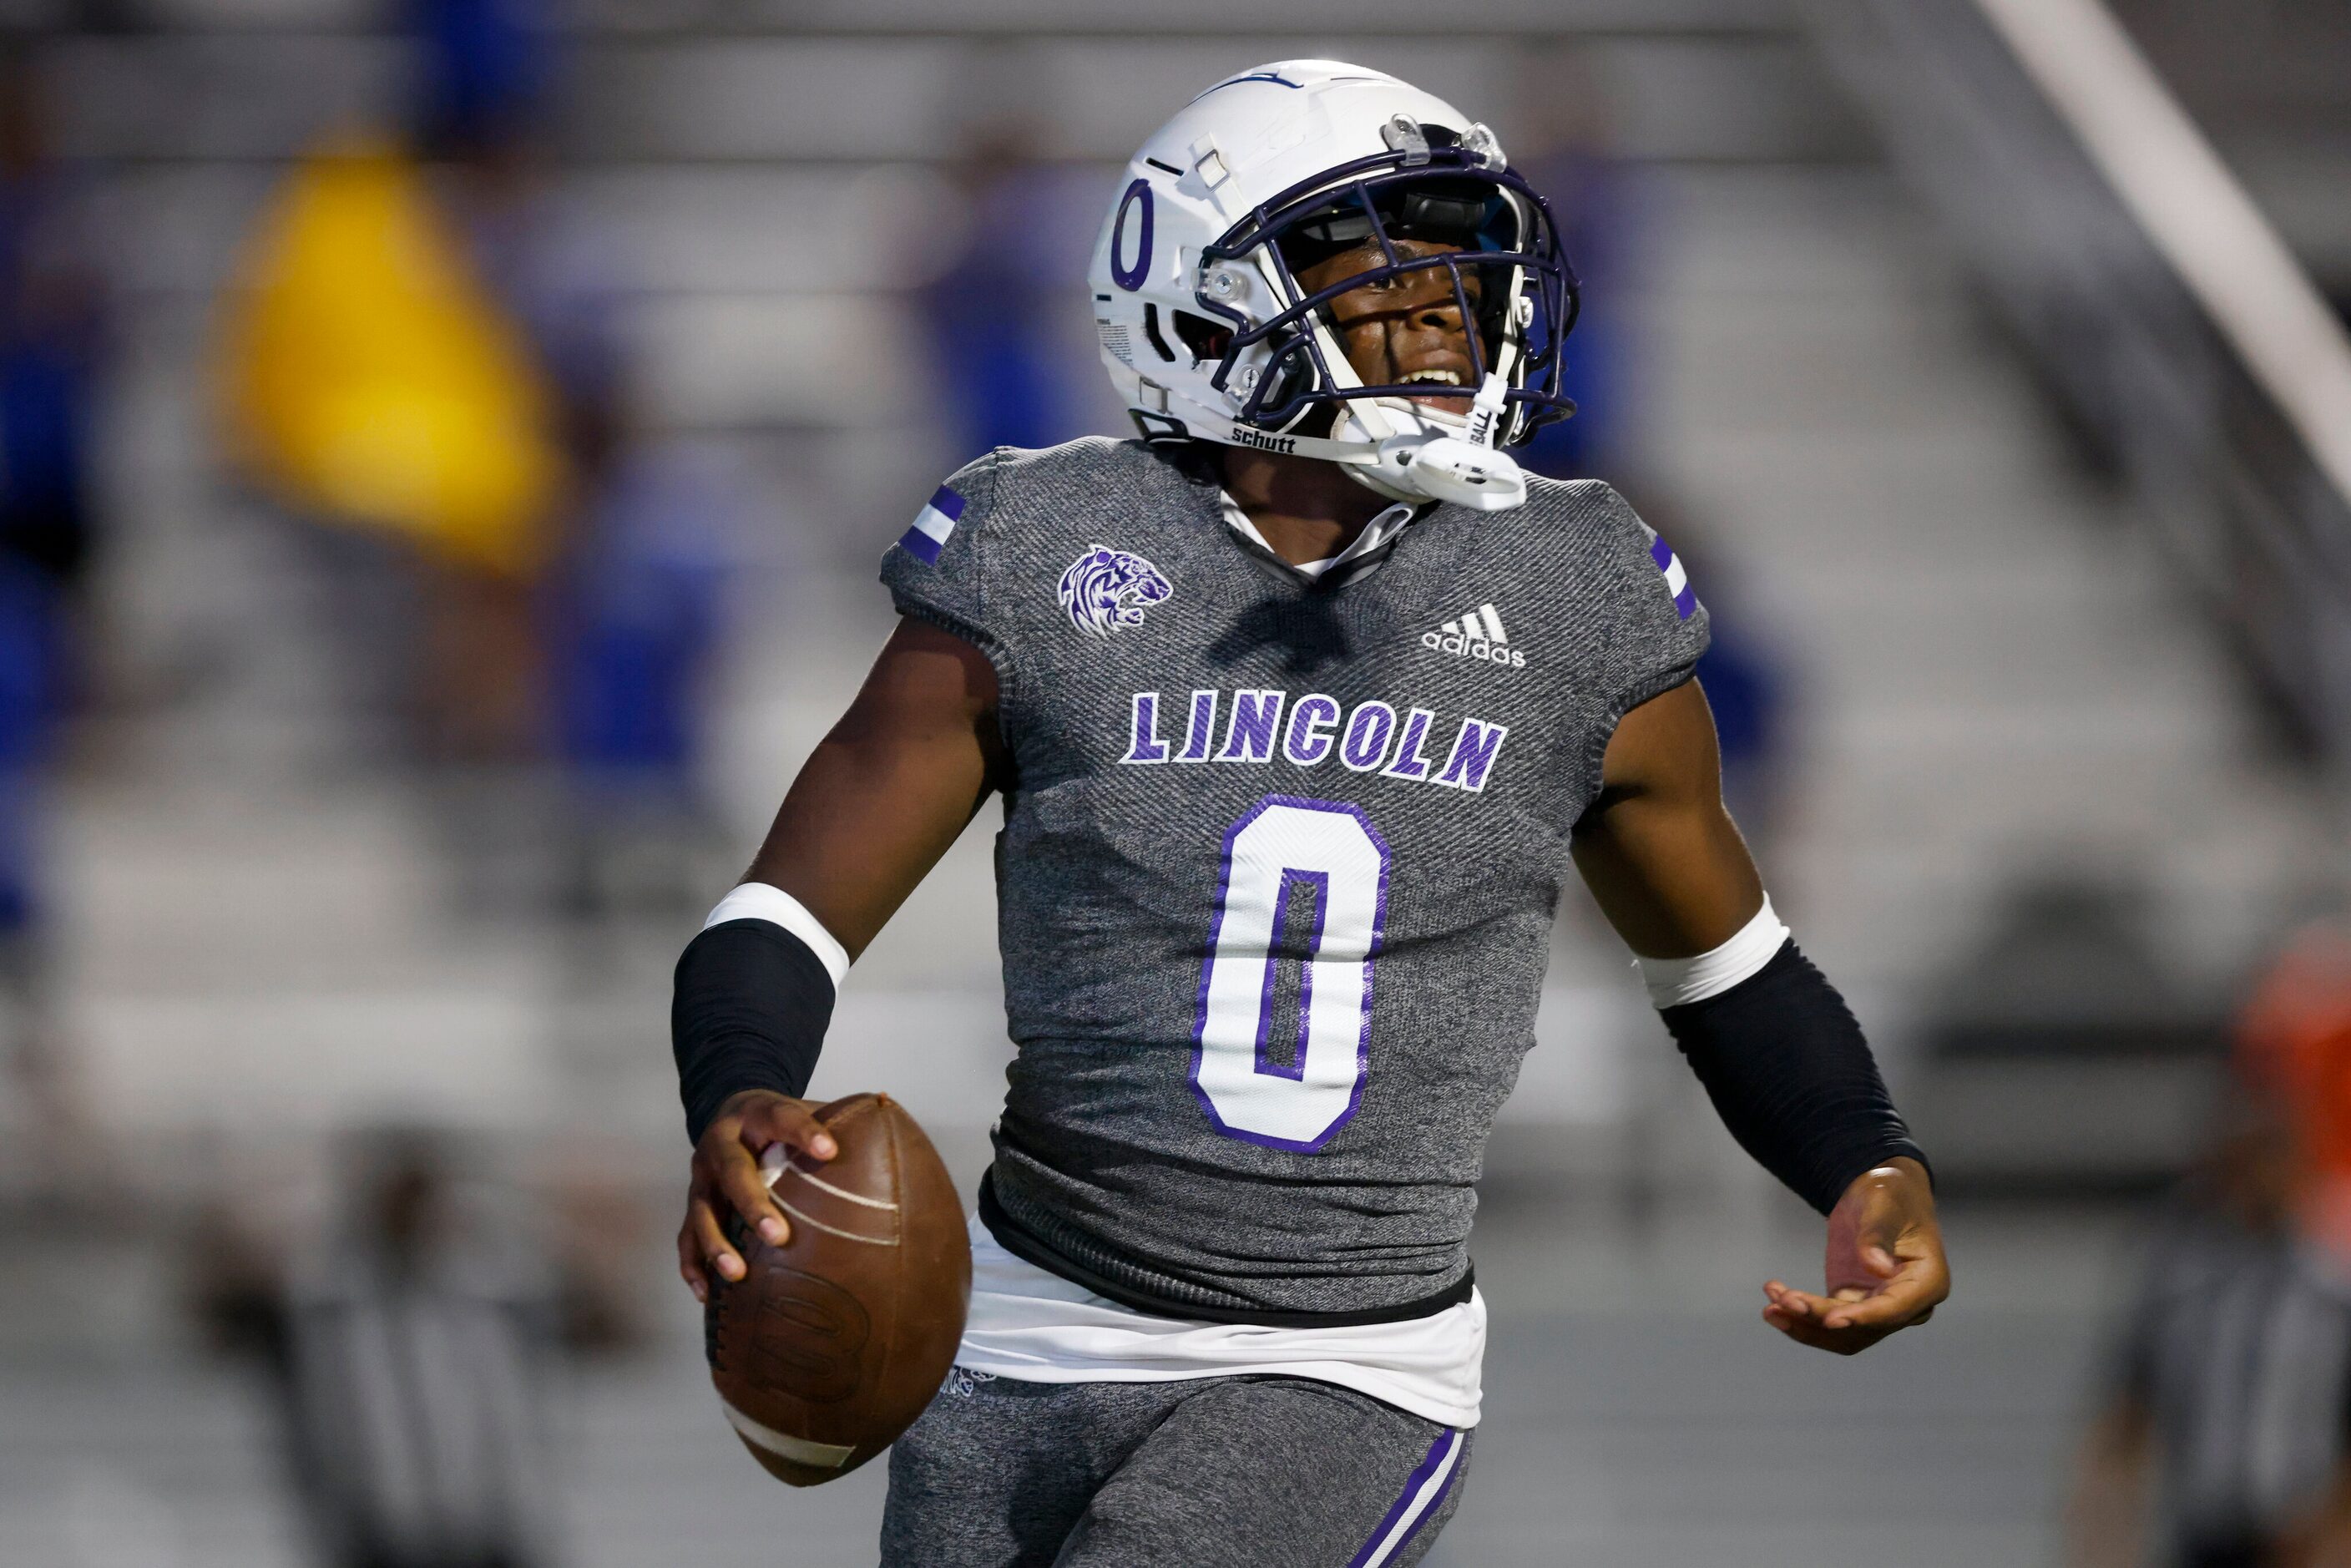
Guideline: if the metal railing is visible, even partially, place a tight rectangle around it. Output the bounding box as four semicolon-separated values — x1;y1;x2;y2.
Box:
1809;0;2351;775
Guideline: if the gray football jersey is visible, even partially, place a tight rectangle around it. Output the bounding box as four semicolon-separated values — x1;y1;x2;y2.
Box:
881;438;1707;1318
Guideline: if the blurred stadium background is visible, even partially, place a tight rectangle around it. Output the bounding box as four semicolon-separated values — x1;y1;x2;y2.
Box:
2;0;2350;1564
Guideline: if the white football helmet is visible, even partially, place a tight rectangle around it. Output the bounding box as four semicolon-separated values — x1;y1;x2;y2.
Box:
1086;59;1579;511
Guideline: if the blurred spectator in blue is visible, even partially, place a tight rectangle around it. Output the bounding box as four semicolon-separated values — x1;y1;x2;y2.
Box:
412;0;604;775
426;32;742;918
2069;1065;2351;1565
1512;49;1644;482
544;384;741;917
0;46;109;1156
920;123;1104;457
407;0;743;923
410;0;557;160
0;54;102;605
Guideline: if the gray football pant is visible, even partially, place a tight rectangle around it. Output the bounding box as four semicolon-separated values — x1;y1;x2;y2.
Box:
880;1369;1470;1567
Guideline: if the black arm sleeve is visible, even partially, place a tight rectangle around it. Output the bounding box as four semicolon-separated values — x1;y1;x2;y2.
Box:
671;919;835;1145
1660;939;1929;1215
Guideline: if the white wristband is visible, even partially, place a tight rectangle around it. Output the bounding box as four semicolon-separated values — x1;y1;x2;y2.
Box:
1634;896;1790;1010
704;883;852;991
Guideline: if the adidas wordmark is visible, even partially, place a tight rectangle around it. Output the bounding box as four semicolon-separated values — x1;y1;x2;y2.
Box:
1421;602;1526;669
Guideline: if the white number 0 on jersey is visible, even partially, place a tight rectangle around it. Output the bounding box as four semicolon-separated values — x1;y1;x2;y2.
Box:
1191;795;1390;1151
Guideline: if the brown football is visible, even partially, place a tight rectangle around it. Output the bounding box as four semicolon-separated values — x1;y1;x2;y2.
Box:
705;1092;971;1485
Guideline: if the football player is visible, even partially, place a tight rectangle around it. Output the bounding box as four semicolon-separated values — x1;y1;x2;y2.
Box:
671;60;1949;1566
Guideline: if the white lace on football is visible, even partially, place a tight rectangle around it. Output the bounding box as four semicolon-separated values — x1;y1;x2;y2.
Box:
719;1402;856;1469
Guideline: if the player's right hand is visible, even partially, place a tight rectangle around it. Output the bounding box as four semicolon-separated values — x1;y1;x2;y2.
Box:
677;1089;837;1302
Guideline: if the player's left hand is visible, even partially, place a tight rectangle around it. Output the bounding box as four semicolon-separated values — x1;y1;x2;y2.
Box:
1761;1156;1946;1355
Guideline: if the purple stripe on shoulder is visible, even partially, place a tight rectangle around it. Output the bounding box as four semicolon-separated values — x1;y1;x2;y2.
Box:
1347;1428;1460;1568
897;524;944;564
928;485;967;521
1673;584;1698;620
1649;534;1674;572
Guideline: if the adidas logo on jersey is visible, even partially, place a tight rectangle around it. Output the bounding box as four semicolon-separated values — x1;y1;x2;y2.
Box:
1421;603;1525;669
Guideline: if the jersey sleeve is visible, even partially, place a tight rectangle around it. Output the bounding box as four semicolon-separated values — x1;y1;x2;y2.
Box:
877;449;1008;659
1600;484;1711;718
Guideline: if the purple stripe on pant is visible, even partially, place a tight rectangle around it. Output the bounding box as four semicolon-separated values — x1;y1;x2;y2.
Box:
1348;1427;1462;1567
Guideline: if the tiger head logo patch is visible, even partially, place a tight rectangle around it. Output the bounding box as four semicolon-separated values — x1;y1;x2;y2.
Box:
1058;546;1172;637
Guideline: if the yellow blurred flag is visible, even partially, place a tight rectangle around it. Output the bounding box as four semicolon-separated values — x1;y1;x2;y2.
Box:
217;135;564;578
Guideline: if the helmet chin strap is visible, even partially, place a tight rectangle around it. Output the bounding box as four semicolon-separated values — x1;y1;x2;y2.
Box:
1304;316;1527;510
1342;372;1528;511
1160;373;1527;512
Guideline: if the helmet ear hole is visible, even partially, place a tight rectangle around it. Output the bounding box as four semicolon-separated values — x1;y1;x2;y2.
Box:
1171;310;1232;364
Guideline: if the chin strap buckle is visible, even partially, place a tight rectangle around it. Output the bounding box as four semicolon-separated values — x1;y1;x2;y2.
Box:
1386;433;1527;512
